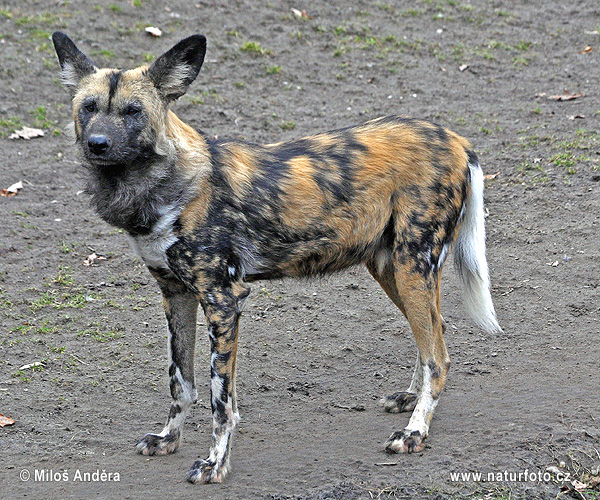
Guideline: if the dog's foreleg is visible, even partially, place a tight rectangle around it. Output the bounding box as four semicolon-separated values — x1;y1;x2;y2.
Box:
137;276;199;456
187;282;249;484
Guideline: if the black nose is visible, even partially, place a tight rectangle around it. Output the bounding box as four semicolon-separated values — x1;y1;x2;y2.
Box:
88;134;112;155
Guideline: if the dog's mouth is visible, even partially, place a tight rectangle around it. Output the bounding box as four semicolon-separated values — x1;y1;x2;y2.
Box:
84;156;123;168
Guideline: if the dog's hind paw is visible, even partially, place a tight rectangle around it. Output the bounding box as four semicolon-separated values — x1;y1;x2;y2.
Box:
136;431;180;456
187;459;229;484
380;391;418;413
384;429;426;454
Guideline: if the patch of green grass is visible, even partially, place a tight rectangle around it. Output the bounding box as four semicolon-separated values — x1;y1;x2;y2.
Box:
227;30;242;38
333;25;347;36
517;161;550;183
37;322;58;335
555;129;598;150
14;319;60;336
134;21;151;31
30;28;50;40
451;42;465;61
12;370;31;382
142;53;154;62
30;292;56;311
0;290;14;309
59;241;75;254
333;45;348;57
52;266;74;287
514;40;533;51
375;2;395;12
550;152;577;168
105;299;127;310
109;4;121;13
240;41;270;55
186;95;204;105
30;290;96;311
290;30;306;41
77;327;123;343
31;105;53;129
486;39;511;51
512;55;529;67
16;12;59;27
266;65;281;74
99;49;115;59
357;35;381;49
0;116;22;135
402;9;423;16
279;121;296;131
473;46;495;60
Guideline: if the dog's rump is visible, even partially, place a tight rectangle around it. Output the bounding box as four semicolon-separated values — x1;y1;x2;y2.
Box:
179;115;473;280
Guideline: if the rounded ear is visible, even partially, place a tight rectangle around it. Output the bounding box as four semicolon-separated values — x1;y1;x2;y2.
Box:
147;34;207;102
52;32;97;95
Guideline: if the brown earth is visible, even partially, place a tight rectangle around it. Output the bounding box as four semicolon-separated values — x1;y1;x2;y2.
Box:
1;1;599;499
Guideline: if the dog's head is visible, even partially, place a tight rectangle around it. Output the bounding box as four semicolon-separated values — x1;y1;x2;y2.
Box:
52;32;206;170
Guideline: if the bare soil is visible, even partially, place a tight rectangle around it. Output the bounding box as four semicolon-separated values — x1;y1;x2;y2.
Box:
1;1;599;499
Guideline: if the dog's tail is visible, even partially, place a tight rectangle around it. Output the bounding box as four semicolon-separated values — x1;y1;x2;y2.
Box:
454;154;502;333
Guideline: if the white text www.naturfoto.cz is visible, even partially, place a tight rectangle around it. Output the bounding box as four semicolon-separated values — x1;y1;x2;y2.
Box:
449;469;570;483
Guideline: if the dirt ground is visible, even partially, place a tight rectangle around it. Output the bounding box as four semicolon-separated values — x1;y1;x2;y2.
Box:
1;1;599;499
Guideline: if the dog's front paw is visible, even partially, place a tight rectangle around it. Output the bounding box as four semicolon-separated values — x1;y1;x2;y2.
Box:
381;391;418;413
136;431;180;456
384;429;426;454
187;459;229;484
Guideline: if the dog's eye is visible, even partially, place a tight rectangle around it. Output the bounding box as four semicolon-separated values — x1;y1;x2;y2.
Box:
125;106;140;116
84;102;97;113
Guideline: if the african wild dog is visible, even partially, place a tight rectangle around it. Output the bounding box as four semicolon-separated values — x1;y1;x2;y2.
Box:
52;31;501;484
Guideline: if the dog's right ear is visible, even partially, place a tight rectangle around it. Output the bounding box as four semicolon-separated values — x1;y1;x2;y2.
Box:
52;32;97;95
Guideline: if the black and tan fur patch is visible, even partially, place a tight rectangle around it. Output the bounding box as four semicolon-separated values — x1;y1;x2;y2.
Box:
53;31;500;486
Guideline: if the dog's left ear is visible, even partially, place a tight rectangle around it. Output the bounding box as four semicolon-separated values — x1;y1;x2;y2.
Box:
148;35;207;102
52;32;98;96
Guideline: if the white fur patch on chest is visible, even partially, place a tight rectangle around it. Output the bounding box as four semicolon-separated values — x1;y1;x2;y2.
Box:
128;206;180;270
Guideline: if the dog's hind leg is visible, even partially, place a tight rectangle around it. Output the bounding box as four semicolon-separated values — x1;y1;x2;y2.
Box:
137;273;200;456
384;263;450;454
187;281;250;484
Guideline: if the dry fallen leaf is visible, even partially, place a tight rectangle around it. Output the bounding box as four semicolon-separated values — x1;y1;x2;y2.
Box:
145;26;162;37
484;172;500;181
9;127;44;140
83;253;107;266
571;479;588;491
548;92;584;101
1;180;23;197
291;8;309;19
579;46;593;54
0;414;15;427
19;361;44;370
